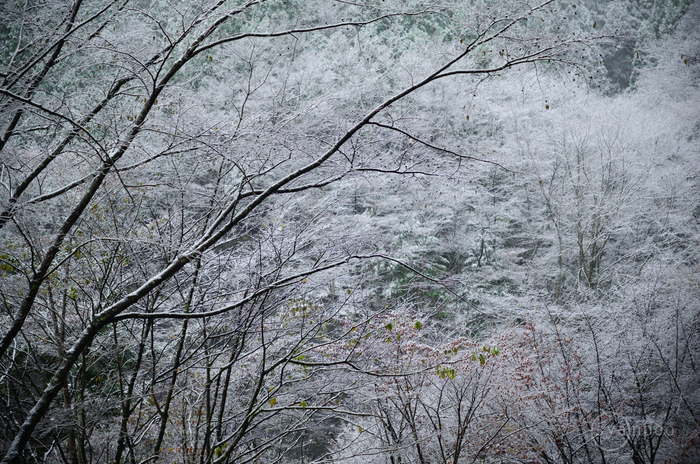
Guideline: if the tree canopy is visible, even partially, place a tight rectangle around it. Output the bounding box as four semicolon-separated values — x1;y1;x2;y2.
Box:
1;0;698;463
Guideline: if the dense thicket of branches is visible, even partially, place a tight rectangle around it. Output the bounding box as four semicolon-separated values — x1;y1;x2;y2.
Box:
1;0;698;463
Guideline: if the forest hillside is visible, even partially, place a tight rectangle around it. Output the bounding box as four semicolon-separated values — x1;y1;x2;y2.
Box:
1;0;699;463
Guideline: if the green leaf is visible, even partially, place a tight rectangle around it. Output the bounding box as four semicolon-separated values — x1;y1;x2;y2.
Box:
414;321;422;330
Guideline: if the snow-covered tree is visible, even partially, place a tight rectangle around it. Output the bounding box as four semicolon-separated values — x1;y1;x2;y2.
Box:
0;0;609;462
